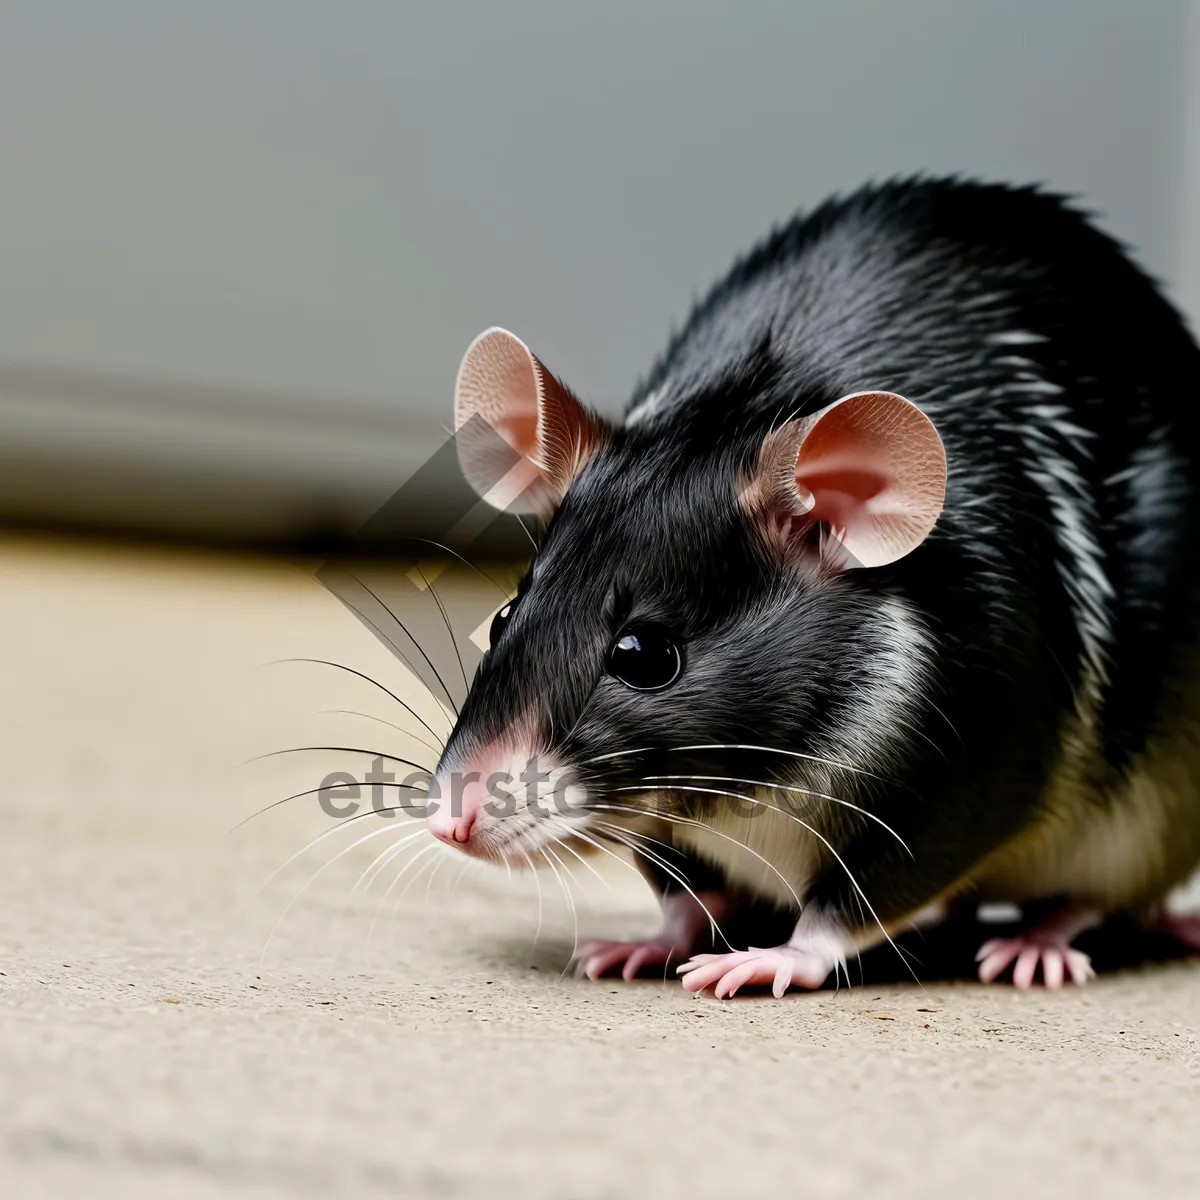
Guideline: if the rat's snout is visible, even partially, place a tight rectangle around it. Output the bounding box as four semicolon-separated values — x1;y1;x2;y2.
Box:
426;746;590;863
427;773;487;847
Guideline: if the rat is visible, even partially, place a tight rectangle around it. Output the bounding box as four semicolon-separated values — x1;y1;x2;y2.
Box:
425;177;1200;994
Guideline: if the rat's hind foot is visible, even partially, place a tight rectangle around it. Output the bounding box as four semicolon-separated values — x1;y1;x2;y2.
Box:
976;906;1100;989
1155;912;1200;951
676;945;833;998
976;938;1094;989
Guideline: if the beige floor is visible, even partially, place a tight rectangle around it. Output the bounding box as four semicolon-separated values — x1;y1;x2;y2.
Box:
1;536;1198;1200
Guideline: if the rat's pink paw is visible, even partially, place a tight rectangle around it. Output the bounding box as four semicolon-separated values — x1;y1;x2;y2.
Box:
579;890;731;981
577;938;690;981
975;905;1099;988
1157;912;1200;951
676;946;831;998
976;934;1094;989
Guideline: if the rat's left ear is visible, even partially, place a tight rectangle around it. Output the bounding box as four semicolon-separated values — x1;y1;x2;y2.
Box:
454;327;610;517
747;391;946;569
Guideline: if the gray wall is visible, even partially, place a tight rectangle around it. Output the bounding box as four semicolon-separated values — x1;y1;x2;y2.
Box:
0;1;1190;541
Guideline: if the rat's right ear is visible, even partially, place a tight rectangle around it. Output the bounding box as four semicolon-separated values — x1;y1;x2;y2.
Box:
454;328;610;517
744;390;947;569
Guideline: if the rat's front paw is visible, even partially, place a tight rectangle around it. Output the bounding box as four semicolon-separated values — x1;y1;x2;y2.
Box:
577;938;693;981
578;890;732;981
676;945;832;998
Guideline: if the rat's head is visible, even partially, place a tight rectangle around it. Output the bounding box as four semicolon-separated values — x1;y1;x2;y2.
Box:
428;329;946;882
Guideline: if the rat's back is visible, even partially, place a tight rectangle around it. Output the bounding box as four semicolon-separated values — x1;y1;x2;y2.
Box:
627;177;1200;917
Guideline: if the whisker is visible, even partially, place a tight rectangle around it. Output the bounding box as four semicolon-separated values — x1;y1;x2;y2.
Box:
722;790;918;980
582;742;891;786
366;838;440;947
353;827;424;896
256;806;426;891
422;855;445;911
247;746;434;773
519;846;545;957
348;572;461;716
229;780;428;833
267;657;449;741
592;823;733;951
320;826;425;949
617;785;918;985
513;513;539;554
543;820;614;895
558;826;648;889
853;888;866;931
540;844;580;973
450;858;474;897
546;837;596;913
337;589;459;720
591;801;801;910
315;709;444;756
414;564;471;699
639;773;913;858
402;537;511;597
259;818;422;965
379;842;444;944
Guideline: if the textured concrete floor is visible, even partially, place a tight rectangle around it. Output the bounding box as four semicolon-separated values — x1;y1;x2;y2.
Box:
1;537;1198;1200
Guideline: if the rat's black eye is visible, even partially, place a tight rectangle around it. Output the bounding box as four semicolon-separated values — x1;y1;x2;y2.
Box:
607;624;682;691
489;601;516;647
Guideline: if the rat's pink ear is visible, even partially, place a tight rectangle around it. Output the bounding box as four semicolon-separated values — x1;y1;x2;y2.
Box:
749;391;946;569
454;327;609;516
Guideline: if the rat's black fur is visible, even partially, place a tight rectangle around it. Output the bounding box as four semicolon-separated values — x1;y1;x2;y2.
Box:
442;178;1200;938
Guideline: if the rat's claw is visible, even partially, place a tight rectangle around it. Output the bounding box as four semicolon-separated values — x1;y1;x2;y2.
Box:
676;945;831;997
1065;948;1096;985
673;953;720;972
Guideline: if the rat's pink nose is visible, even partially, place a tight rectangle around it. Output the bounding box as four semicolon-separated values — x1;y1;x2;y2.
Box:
427;774;485;847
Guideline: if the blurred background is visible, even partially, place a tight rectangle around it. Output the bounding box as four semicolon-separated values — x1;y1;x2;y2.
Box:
2;0;1199;549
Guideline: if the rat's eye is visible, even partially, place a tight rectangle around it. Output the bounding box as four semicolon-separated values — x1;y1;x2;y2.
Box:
607;624;682;691
489;601;516;647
